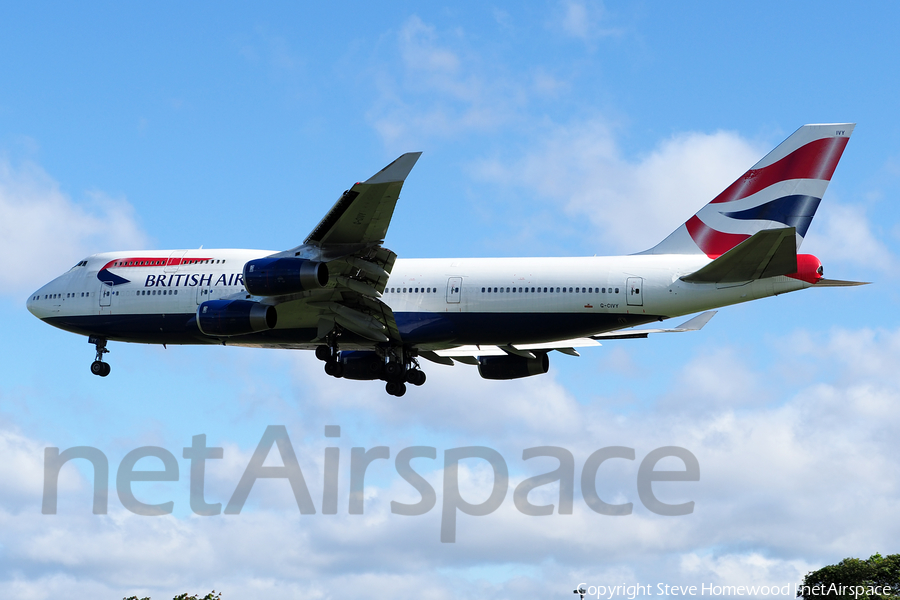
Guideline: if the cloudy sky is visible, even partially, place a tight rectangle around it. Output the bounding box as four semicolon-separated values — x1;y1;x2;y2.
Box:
2;2;899;599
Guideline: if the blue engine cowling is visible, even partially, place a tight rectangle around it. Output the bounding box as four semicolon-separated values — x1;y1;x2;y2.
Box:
197;300;277;336
243;257;329;296
477;353;549;380
339;351;385;380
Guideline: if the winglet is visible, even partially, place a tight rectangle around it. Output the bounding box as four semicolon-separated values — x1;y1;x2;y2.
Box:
591;311;717;339
672;310;717;331
365;152;422;184
301;152;423;249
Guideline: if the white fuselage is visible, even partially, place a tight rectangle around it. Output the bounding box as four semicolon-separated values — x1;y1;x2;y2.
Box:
27;249;811;349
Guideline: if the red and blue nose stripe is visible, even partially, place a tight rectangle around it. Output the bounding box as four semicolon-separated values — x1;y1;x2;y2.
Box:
97;256;212;285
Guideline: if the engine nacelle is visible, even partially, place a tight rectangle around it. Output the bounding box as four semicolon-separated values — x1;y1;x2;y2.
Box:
243;257;328;296
338;351;385;381
197;300;277;337
477;353;549;380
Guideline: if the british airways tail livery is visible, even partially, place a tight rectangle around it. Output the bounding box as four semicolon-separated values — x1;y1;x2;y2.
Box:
27;124;866;396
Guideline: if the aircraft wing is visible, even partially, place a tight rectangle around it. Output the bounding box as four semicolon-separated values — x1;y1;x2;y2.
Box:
259;154;421;344
427;338;603;364
301;152;422;256
423;312;716;365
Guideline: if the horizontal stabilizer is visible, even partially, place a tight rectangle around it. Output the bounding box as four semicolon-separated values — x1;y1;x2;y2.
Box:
592;311;717;340
813;278;871;287
681;227;797;284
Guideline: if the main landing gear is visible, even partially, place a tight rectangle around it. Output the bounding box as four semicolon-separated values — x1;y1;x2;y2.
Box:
317;343;344;378
89;336;111;377
383;347;427;397
315;340;426;397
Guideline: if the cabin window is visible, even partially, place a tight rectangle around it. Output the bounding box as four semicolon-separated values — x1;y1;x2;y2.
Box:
615;288;619;293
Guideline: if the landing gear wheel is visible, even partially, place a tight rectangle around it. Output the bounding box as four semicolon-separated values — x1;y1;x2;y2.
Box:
386;381;407;397
324;361;344;378
315;345;332;362
406;370;426;386
89;336;111;377
385;361;406;381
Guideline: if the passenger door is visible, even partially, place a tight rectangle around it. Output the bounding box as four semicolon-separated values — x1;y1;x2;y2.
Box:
626;277;643;306
446;277;462;304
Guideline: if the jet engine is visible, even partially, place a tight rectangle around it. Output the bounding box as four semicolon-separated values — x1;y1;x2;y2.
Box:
197;300;277;336
243;257;328;296
477;353;549;380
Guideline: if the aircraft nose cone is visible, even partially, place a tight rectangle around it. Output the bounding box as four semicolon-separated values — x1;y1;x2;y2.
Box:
27;288;45;319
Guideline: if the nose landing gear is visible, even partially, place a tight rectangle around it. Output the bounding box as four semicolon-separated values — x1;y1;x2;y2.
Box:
88;336;111;377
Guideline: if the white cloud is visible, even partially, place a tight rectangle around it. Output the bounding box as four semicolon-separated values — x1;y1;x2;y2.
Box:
474;121;764;253
5;317;900;599
803;202;896;273
0;158;150;297
368;16;525;149
472;121;894;264
555;0;621;44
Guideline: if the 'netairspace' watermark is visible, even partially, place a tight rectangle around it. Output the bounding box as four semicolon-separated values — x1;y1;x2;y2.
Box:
42;425;700;542
573;583;894;599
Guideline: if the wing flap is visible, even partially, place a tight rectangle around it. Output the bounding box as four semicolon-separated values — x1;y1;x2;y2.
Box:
681;227;797;284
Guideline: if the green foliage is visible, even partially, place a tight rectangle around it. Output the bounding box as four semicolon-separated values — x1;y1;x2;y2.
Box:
122;592;221;600
798;554;900;600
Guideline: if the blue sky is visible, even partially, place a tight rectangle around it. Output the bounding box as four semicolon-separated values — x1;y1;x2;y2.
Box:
2;2;900;599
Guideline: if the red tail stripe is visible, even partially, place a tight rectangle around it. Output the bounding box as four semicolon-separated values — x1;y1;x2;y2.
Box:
686;216;750;258
710;136;849;204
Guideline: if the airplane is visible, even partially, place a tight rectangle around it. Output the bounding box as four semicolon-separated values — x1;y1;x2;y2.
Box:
27;123;866;396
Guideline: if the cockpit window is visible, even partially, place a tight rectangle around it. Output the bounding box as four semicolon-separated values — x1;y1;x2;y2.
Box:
68;260;89;271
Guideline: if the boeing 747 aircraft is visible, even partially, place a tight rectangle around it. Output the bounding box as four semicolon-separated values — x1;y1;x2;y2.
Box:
28;124;865;395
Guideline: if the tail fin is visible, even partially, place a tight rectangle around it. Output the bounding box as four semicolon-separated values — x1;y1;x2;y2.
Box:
642;123;854;257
